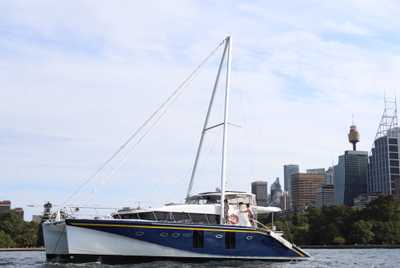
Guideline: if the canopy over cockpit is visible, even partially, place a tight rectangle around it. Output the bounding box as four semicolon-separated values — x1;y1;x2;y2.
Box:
186;191;256;206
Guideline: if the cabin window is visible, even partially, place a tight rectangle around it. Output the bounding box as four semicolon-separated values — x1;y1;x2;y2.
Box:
182;232;192;238
172;233;180;238
225;232;235;249
193;231;204;248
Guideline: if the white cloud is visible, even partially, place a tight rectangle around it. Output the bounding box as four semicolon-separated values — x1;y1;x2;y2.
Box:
1;1;400;220
324;21;372;36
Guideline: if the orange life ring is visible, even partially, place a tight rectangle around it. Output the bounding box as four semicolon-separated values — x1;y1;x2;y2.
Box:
228;214;239;224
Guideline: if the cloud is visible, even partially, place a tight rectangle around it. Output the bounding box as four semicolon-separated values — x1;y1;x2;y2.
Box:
324;21;372;36
1;1;399;220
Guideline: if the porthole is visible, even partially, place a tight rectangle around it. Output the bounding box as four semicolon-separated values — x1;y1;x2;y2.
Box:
215;234;223;239
160;232;169;237
182;233;192;238
135;231;144;236
172;233;180;238
246;235;253;240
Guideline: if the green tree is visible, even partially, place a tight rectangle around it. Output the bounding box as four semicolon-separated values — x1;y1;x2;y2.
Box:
349;220;374;244
373;221;400;244
332;236;346;245
0;230;15;248
0;211;39;248
0;211;25;238
364;196;400;222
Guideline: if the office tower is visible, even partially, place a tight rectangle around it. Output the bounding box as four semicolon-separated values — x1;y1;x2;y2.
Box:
270;177;282;206
280;191;290;211
283;164;299;195
291;173;325;212
251;181;268;207
335;150;368;206
306;168;325;175
315;184;335;208
0;200;11;215
343;150;368;206
334;158;345;204
368;97;400;198
325;166;334;184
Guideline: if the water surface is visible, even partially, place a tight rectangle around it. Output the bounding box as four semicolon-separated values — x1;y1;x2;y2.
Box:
0;249;399;267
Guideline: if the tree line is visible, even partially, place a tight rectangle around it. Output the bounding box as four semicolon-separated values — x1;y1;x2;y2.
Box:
268;196;400;245
0;211;39;248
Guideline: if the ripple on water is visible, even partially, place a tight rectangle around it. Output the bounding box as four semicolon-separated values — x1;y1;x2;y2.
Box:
1;249;400;268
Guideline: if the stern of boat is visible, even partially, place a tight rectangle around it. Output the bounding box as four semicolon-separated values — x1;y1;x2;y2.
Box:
266;229;311;259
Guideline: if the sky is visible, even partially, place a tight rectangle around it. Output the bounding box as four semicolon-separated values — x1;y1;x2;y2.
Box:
1;0;400;220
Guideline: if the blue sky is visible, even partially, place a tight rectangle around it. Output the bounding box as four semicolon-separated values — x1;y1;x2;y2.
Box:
1;0;399;220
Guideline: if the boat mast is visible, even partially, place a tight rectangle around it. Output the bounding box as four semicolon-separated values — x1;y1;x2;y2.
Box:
186;37;230;200
220;36;231;225
185;36;232;225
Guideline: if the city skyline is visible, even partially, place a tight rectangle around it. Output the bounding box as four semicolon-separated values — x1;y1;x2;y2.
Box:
2;1;400;220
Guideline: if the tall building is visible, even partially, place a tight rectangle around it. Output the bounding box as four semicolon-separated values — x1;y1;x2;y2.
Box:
335;150;368;206
315;184;335;208
291;173;325;212
306;168;325;175
0;200;11;215
353;193;381;209
368;128;400;197
270;177;282;206
251;181;268;207
0;200;24;219
334;122;369;206
280;191;290;211
283;164;299;195
368;97;400;198
14;207;24;219
334;157;345;204
325;166;334;184
344;150;368;206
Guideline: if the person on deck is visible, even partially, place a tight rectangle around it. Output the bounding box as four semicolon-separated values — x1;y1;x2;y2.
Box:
246;203;255;226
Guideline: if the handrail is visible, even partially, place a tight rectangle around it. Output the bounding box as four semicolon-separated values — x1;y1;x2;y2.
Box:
254;220;271;233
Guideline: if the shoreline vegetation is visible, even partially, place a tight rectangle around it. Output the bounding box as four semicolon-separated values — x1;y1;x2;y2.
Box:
0;211;39;248
1;196;400;249
0;247;44;251
262;196;400;246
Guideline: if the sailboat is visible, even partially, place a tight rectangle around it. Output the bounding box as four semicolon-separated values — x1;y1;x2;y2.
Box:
42;36;310;264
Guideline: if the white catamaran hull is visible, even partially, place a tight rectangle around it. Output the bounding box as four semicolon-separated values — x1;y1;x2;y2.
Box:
43;219;309;264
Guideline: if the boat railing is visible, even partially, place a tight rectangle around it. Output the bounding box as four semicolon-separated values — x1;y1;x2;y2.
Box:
254;219;271;233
